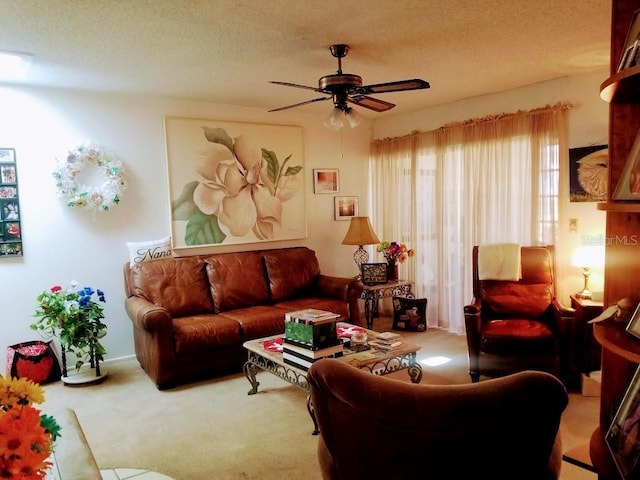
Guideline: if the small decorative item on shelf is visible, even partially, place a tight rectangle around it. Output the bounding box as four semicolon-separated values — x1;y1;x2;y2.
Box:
32;281;108;385
376;241;416;281
0;375;61;479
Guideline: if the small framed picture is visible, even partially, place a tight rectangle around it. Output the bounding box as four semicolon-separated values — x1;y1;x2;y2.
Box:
1;164;16;184
313;168;339;194
334;196;358;220
626;304;640;340
606;365;640;480
0;148;15;163
361;263;387;285
1;200;19;221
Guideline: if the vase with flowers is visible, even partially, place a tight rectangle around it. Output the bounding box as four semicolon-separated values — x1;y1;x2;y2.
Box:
0;375;61;479
377;241;416;281
31;281;108;384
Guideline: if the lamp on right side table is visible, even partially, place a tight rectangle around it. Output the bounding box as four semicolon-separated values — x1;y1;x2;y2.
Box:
571;245;605;300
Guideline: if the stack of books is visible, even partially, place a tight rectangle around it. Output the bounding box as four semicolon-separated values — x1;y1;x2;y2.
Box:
283;309;343;371
369;331;404;353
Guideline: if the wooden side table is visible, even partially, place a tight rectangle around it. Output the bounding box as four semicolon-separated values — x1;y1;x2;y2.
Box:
570;294;604;375
359;280;413;330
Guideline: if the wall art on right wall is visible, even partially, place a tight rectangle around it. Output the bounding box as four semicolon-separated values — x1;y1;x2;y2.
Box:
613;128;640;201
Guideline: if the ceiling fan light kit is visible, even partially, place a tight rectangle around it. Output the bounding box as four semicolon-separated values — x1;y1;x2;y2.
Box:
324;106;362;130
269;44;430;129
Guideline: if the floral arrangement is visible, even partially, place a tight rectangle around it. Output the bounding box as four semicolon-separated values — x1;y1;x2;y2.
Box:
171;127;303;245
53;144;128;212
377;241;416;264
0;375;61;479
32;282;107;374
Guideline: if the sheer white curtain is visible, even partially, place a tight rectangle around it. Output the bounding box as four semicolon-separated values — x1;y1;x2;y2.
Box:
370;104;569;333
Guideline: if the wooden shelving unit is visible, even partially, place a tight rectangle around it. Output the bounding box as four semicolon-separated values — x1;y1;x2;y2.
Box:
590;2;640;479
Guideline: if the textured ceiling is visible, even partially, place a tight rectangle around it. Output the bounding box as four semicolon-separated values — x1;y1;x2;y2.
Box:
0;0;611;118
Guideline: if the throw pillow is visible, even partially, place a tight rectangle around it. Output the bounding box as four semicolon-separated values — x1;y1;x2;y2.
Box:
126;236;172;264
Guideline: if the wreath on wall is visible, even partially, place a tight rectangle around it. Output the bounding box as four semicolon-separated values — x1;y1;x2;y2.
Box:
53;144;128;212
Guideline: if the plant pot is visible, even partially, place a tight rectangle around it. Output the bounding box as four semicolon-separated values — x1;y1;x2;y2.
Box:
62;366;108;386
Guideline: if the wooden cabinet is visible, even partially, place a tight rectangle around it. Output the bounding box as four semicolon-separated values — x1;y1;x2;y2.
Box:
591;2;640;479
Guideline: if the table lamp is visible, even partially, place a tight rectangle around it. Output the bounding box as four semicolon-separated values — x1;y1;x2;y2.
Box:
571;245;605;299
341;216;380;272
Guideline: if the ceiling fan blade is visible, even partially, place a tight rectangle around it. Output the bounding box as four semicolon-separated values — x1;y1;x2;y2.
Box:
348;95;396;112
268;96;330;112
357;79;430;95
269;81;323;93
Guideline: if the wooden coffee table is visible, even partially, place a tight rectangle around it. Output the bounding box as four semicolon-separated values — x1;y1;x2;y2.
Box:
242;322;423;434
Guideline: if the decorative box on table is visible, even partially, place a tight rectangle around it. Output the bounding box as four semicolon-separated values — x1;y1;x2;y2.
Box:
284;309;341;350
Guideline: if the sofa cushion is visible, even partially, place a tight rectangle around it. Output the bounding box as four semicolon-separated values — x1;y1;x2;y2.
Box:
128;256;214;317
480;319;557;355
264;247;320;302
205;251;269;313
173;314;242;354
480;283;552;318
126;236;172;265
218;306;286;340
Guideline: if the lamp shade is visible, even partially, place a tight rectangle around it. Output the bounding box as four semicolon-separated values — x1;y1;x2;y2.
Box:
342;216;380;246
571;245;605;268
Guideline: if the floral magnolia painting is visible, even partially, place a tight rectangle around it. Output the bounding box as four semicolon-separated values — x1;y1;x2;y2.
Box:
165;118;306;248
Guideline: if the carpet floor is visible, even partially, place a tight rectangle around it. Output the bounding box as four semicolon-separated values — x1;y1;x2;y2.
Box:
41;316;599;480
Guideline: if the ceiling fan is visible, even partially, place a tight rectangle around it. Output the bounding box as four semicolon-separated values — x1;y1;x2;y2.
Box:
268;44;430;127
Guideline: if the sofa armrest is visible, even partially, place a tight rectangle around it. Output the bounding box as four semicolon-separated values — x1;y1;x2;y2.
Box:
315;275;363;325
125;296;172;333
46;408;102;479
124;296;176;389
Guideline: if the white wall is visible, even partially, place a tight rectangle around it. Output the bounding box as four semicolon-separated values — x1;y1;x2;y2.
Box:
0;86;372;372
373;69;610;305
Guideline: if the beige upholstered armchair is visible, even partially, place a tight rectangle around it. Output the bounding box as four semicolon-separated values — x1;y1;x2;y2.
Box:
464;245;576;384
308;358;568;480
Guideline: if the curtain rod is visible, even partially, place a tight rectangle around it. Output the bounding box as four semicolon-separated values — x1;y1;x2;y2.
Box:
373;101;574;144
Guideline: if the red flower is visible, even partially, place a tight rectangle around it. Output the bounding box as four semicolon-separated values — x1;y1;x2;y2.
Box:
50;286;62;293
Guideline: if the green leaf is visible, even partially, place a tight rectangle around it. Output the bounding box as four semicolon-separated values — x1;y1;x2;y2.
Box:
40;414;62;441
262;148;279;184
171;181;200;220
285;165;303;176
185;211;226;245
202;127;233;152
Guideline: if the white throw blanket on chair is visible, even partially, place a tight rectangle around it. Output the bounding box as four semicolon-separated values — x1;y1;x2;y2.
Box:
478;243;522;281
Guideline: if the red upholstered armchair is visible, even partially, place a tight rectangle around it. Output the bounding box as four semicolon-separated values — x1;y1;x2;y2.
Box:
464;245;575;384
308;358;568;480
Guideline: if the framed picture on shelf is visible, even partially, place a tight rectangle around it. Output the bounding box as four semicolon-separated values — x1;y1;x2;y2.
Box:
334;196;358;220
618;8;640;72
613;128;640;200
360;263;387;285
626;304;640;340
313;168;339;194
606;365;640;480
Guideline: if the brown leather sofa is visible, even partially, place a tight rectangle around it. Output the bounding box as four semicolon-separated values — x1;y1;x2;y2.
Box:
308;358;568;480
124;246;362;389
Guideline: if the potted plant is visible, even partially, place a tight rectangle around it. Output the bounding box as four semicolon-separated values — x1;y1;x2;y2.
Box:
31;281;108;384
